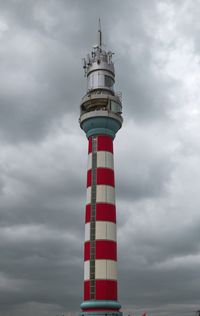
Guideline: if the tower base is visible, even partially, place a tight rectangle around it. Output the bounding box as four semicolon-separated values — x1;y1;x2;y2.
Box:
80;312;123;316
80;301;122;316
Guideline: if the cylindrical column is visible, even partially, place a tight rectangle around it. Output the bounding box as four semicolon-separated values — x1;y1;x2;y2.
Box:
81;135;121;315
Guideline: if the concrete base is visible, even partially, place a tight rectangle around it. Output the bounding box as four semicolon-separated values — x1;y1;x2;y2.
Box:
80;301;122;316
80;312;123;316
80;301;121;310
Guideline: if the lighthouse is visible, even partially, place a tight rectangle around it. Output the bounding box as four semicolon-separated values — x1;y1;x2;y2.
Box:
79;20;123;316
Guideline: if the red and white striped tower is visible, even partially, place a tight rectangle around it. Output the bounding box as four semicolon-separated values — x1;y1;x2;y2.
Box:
79;21;123;316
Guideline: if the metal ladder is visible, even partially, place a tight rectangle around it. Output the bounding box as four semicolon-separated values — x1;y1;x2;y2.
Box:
90;136;97;299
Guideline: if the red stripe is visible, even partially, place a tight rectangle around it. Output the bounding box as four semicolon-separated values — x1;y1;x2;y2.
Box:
84;280;90;300
87;168;115;188
96;280;117;300
96;203;116;222
84;241;90;261
84;240;117;261
87;169;92;187
85;203;116;223
85;204;91;223
83;280;118;304
97;168;115;186
97;135;113;153
88;137;92;154
89;135;113;153
96;240;117;260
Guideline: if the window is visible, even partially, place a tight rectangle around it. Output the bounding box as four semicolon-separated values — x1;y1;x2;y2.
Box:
110;100;122;113
105;75;114;88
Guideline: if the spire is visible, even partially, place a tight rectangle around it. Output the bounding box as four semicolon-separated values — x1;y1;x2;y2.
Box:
98;18;102;48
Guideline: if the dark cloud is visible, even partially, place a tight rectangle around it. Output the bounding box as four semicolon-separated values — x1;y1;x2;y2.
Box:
0;1;200;316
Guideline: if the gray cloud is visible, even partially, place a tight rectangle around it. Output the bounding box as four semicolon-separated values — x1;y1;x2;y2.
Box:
0;1;200;316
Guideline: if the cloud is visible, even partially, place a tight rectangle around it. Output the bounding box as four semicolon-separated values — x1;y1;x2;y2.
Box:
0;1;200;316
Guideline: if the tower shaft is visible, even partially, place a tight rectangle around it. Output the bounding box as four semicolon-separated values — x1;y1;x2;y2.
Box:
84;135;117;302
81;134;121;315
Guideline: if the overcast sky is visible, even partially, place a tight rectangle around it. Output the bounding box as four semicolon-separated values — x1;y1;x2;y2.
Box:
0;0;200;316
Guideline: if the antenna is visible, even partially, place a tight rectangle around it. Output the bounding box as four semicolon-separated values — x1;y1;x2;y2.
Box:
98;18;102;48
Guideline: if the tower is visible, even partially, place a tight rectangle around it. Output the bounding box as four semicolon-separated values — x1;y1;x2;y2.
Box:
79;21;123;316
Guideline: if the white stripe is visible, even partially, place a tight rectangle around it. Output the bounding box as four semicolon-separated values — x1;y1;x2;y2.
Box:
86;187;91;204
96;221;116;241
87;153;92;170
87;151;114;170
85;221;117;241
87;185;115;204
107;260;117;280
85;222;117;242
97;151;114;169
96;185;115;204
85;223;90;241
84;261;90;280
95;259;117;280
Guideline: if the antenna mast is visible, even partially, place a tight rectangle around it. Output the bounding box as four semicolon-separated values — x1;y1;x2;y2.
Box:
98;18;102;48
